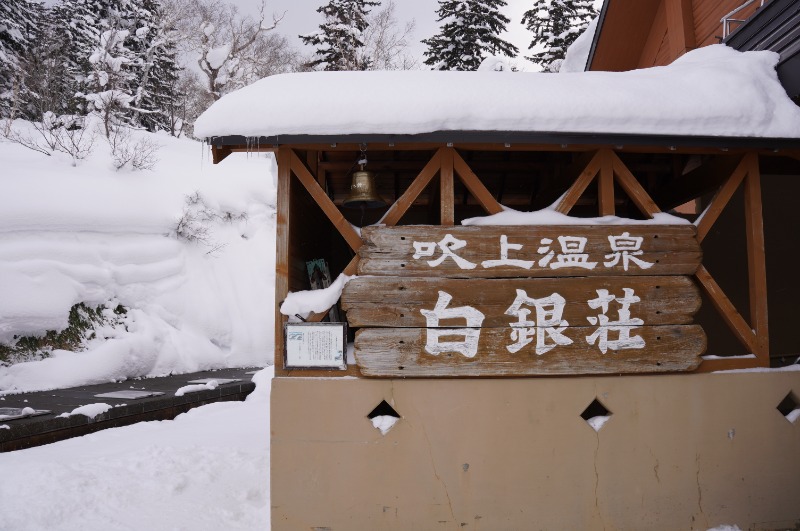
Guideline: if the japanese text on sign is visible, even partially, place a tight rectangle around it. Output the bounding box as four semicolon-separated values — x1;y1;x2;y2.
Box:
412;232;654;272
420;288;645;358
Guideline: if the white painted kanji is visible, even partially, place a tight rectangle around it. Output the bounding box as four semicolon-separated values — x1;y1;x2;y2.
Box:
504;291;573;355
412;234;477;269
420;291;485;358
538;236;598;270
481;235;535;269
604;232;654;271
586;288;645;354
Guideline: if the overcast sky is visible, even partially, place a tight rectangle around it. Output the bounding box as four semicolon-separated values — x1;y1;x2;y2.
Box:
232;0;550;69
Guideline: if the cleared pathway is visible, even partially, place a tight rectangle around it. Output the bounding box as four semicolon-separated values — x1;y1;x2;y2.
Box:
0;367;261;452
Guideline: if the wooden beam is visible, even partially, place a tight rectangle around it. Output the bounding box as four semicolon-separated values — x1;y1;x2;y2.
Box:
694;156;748;243
611;152;661;217
665;0;696;58
652;155;741;210
275;148;292;373
744;154;769;365
452;149;504;215
694;265;758;354
531;151;594;209
289;149;363;252
598;149;616;216
440;147;455;225
555;151;602;214
211;145;232;164
380;149;443;226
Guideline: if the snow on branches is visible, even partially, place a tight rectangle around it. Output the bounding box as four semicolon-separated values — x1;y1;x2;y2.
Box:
422;0;518;71
522;0;597;72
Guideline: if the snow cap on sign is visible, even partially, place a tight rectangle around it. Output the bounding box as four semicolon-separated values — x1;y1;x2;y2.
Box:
194;45;800;140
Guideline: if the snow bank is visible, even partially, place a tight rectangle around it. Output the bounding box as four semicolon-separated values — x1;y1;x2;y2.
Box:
462;206;690;226
0;367;273;531
0;121;276;393
57;403;112;419
195;45;800;140
175;380;219;396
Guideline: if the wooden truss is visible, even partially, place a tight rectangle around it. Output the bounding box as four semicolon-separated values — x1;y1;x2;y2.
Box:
275;146;770;376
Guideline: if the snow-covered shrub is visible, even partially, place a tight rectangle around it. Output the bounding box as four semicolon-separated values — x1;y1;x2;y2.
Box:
174;191;248;244
1;113;96;163
0;303;127;366
106;126;160;170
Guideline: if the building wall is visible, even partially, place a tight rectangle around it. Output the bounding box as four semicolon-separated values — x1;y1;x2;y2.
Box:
591;0;762;71
272;371;800;530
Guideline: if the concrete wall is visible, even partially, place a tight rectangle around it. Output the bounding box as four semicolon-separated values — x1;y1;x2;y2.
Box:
271;371;800;530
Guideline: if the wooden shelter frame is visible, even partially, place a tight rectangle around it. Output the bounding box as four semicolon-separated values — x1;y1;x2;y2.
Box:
270;143;773;377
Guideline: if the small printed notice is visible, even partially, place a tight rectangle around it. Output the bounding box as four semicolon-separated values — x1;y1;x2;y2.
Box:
285;323;347;370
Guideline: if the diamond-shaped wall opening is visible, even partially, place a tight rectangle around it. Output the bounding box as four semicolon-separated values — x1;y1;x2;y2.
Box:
777;392;800;423
581;398;612;432
367;400;401;435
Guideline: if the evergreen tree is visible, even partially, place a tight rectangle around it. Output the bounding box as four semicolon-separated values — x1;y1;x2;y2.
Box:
16;3;84;120
0;0;41;117
300;0;379;71
83;26;136;136
126;0;181;132
522;0;596;72
422;0;518;71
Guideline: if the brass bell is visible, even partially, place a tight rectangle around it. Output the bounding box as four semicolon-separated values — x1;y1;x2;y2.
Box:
343;169;386;209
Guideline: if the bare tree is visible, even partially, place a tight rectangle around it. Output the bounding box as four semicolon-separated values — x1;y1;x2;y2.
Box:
167;0;289;101
362;1;417;70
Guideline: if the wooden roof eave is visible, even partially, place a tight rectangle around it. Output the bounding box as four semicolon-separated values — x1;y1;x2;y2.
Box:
206;131;800;163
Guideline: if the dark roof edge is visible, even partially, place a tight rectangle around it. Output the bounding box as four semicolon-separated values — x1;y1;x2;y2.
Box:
205;130;800;150
585;0;611;71
723;0;797;49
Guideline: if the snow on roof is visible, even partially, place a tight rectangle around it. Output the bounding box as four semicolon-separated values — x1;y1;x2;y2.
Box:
194;45;800;141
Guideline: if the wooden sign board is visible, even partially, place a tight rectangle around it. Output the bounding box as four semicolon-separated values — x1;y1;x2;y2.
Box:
358;225;701;277
342;276;700;328
345;225;705;377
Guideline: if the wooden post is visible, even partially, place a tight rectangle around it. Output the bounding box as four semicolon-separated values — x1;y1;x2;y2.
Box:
440;147;455;225
665;0;696;58
693;152;770;372
598;149;616;216
744;154;769;365
275;148;292;373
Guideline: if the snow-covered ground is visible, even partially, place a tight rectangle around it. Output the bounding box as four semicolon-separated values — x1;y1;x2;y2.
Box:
0;367;272;530
0;121;277;394
0;120;275;529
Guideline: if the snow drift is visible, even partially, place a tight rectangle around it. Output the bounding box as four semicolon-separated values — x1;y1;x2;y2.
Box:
195;45;800;140
0;121;276;393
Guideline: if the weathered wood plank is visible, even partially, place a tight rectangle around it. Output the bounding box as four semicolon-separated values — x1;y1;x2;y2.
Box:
354;325;705;377
342;275;701;327
358;225;701;277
